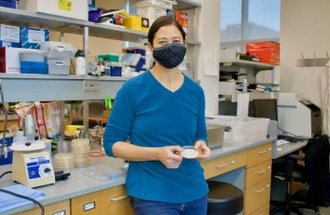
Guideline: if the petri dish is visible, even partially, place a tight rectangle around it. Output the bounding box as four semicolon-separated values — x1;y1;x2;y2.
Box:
181;145;199;159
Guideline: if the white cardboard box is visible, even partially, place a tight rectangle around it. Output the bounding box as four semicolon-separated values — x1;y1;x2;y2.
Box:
0;47;43;73
20;0;88;21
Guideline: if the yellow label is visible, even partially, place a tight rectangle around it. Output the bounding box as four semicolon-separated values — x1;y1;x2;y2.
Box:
58;0;72;11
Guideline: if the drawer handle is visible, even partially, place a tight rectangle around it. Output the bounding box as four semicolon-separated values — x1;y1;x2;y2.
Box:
215;163;227;169
267;166;271;170
255;188;265;193
257;150;266;154
268;147;272;151
230;159;236;165
266;184;270;189
110;195;128;202
257;169;266;175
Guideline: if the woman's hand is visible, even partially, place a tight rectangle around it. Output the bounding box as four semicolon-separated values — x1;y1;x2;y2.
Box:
194;140;211;160
157;146;184;168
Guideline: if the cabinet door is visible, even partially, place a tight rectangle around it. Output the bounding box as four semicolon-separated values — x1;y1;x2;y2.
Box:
14;200;70;215
71;185;134;215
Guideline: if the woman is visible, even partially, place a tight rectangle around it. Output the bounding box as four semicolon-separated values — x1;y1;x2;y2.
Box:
103;16;210;215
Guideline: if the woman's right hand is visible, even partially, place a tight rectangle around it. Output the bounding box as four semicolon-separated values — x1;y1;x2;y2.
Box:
157;146;183;168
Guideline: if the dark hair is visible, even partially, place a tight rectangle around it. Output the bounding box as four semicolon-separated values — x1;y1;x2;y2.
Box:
148;16;186;46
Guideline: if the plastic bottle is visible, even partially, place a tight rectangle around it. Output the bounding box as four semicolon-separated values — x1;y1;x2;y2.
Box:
242;78;248;93
75;50;86;75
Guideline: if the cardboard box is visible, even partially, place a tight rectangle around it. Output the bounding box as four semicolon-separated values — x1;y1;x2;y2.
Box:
247;48;280;65
20;0;88;21
246;41;280;51
175;11;188;33
0;47;44;73
0;24;20;47
123;16;149;32
20;27;49;49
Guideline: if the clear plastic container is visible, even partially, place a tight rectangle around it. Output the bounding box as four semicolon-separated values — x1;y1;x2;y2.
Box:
206;115;270;142
47;59;70;75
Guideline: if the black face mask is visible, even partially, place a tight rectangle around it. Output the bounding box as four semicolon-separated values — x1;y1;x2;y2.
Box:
152;43;186;69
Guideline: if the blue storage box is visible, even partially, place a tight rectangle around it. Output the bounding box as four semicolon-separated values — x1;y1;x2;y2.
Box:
108;62;122;76
0;24;20;47
0;136;14;165
0;0;16;8
20;61;48;74
20;27;49;49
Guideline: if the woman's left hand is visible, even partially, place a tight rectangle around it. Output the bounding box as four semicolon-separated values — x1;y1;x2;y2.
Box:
194;140;211;160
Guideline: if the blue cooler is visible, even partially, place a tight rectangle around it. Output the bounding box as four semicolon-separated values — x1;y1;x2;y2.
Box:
0;135;14;165
0;0;16;8
109;62;123;76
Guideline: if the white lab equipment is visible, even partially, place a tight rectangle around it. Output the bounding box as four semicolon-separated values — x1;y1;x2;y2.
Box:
277;93;322;138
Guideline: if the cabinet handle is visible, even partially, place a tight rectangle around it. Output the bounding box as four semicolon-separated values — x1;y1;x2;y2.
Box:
255;188;265;193
230;159;236;165
215;163;227;169
257;150;266;154
110;195;128;202
257;169;266;175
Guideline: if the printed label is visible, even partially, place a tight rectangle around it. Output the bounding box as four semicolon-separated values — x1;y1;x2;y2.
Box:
25;154;53;180
0;24;20;43
52;210;66;215
83;202;95;211
58;0;72;11
28;29;45;43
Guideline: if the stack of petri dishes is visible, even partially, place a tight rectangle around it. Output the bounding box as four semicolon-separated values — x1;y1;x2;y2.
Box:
53;153;74;171
71;138;91;168
57;139;72;153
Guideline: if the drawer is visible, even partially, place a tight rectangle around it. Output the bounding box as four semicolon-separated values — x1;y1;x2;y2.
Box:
245;160;272;188
244;179;271;215
202;151;247;179
247;143;272;168
71;185;134;215
103;185;134;215
14;200;70;215
248;203;269;215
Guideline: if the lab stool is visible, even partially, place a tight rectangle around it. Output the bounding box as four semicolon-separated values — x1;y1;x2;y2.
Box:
207;181;244;215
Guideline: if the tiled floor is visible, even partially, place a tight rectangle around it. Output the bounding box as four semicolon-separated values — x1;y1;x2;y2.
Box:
272;206;330;214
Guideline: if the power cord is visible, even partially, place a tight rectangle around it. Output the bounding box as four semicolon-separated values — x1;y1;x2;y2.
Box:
0;188;45;215
0;170;12;179
0;171;45;215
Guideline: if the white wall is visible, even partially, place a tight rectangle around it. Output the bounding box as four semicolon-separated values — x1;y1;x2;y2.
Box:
280;0;330;108
197;0;221;116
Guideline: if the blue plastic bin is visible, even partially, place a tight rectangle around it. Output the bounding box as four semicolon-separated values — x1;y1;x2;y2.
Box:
0;136;14;165
20;61;48;74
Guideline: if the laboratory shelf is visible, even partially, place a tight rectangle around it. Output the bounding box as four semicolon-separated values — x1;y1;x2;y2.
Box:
0;7;146;42
220;60;275;71
0;74;128;102
175;0;202;9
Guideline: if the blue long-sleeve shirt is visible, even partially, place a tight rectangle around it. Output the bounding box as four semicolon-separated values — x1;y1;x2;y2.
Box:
103;71;208;203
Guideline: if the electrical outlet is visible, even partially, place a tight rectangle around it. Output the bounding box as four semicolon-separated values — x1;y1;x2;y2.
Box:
83;80;99;91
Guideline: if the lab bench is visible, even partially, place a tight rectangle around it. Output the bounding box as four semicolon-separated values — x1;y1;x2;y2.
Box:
0;139;272;215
